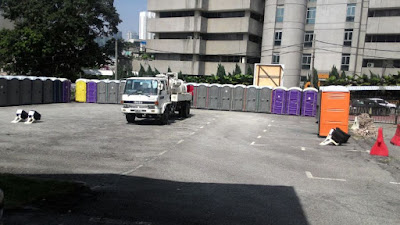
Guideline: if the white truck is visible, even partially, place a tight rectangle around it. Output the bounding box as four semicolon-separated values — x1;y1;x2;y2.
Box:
121;72;192;124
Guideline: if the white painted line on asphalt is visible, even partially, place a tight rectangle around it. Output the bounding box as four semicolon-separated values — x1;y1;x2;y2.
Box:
251;142;255;146
272;120;275;123
268;124;272;127
200;126;204;129
121;165;143;175
177;140;184;144
257;136;262;139
263;130;267;133
250;142;267;147
390;182;400;185
207;122;211;125
189;132;196;136
347;150;370;153
305;171;346;182
301;147;306;151
158;150;168;156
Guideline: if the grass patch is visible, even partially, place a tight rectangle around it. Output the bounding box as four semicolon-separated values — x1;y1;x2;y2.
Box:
0;174;89;210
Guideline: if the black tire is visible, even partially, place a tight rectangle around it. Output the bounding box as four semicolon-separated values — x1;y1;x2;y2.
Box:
126;114;135;123
184;102;190;118
160;106;170;125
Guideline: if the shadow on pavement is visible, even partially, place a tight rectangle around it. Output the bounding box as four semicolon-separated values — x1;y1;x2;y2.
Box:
4;174;309;225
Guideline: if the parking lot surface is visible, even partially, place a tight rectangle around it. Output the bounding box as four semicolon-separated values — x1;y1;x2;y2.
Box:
1;103;399;225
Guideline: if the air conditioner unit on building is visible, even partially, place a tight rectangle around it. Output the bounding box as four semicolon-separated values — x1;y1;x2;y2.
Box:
367;62;374;68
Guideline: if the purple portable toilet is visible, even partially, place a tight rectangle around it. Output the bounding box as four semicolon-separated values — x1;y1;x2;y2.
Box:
302;87;318;117
286;87;302;116
271;87;288;115
86;80;98;103
59;78;71;103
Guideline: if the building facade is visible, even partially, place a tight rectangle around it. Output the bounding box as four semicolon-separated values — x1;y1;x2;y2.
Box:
146;0;265;76
139;11;156;40
146;0;400;86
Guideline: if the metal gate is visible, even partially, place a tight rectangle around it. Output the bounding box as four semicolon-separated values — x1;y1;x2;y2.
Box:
245;86;258;112
232;85;245;111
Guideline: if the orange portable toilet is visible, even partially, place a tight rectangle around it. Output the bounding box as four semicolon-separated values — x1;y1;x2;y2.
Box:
318;86;350;137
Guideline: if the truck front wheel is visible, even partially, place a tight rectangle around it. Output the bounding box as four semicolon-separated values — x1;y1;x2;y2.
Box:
180;102;190;118
160;106;170;125
126;114;136;123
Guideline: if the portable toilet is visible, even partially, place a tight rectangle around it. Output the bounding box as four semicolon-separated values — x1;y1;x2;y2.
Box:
318;86;350;137
196;83;208;109
187;83;198;108
220;84;233;111
286;87;302;116
50;78;62;103
30;77;43;104
271;87;288;115
97;80;108;104
245;86;258;112
232;85;246;111
40;77;54;104
208;84;221;110
7;76;20;106
75;79;87;102
17;76;32;105
302;87;318;117
86;80;98;103
59;78;71;103
0;76;8;106
118;80;126;104
257;86;272;113
107;80;120;104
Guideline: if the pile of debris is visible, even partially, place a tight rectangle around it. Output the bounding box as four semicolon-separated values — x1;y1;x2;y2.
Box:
352;113;378;137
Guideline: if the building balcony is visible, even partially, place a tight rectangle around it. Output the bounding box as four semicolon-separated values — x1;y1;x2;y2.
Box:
207;17;263;36
205;40;261;57
148;17;205;33
207;0;265;15
369;0;400;9
367;17;400;34
146;39;205;55
364;43;400;59
148;0;205;11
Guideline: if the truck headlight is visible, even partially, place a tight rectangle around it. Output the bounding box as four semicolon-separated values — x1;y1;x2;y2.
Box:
148;105;155;109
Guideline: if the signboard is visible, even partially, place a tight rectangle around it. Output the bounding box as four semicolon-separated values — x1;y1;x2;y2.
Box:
253;64;284;87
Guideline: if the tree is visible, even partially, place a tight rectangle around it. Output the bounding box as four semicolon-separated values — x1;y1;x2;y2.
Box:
154;68;160;75
138;64;145;77
146;65;154;76
216;63;226;77
247;66;253;76
0;0;121;80
312;68;319;88
329;66;340;79
233;64;242;75
167;66;172;72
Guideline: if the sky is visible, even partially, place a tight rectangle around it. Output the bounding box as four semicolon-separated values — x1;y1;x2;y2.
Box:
114;0;148;39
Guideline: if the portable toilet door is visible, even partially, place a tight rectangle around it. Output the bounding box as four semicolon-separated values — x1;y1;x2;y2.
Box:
302;87;318;117
30;77;43;104
272;87;288;114
75;79;87;102
86;80;98;103
208;84;221;110
257;86;272;113
59;78;70;103
40;77;54;104
318;86;350;137
188;83;198;108
18;76;32;105
186;83;196;107
118;80;126;104
245;86;258;112
97;80;108;104
286;87;302;116
51;78;62;103
232;85;246;111
107;80;119;104
220;84;233;111
0;77;7;106
196;84;208;109
6;77;20;106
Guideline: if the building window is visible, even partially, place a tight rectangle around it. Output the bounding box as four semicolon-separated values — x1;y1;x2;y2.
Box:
160;11;195;18
304;31;314;47
366;34;400;43
276;6;284;22
302;54;312;69
272;53;280;64
341;54;350;71
344;29;353;46
202;11;245;18
274;31;282;46
346;4;356;22
306;8;316;24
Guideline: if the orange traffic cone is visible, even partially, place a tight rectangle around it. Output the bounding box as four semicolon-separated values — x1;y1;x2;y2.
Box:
370;127;389;157
390;124;400;146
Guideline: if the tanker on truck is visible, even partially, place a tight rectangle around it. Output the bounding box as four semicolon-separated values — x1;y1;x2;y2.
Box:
121;72;192;124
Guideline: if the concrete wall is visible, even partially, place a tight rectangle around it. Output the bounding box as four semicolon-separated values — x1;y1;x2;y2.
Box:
207;17;262;36
146;39;204;54
204;62;248;76
148;17;205;33
148;0;205;11
208;0;264;14
367;17;400;34
369;0;400;9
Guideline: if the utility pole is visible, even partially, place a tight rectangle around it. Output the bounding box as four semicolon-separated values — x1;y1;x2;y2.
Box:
310;34;316;87
115;38;118;80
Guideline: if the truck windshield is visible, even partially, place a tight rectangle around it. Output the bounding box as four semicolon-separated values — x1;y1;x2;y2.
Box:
125;79;158;96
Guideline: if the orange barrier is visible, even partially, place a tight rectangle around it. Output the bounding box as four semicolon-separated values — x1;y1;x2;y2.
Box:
370;127;389;157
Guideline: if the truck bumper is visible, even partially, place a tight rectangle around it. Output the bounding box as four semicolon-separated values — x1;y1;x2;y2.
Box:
121;107;162;115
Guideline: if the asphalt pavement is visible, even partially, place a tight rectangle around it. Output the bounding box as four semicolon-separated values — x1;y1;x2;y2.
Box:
0;103;399;225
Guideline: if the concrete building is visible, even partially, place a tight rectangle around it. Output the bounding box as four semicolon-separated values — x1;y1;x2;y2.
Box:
145;0;400;86
139;11;156;40
262;0;400;87
146;0;265;75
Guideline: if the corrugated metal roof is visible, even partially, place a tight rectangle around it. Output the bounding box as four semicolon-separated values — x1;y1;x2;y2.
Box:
346;86;400;91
